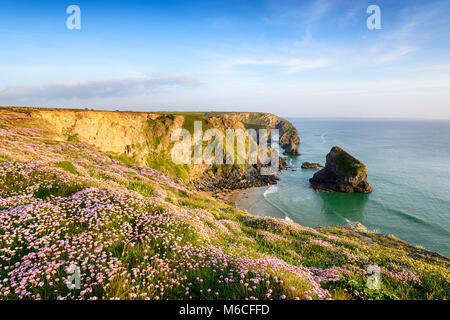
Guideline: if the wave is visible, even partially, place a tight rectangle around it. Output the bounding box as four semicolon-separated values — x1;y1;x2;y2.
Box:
263;185;278;197
287;158;293;166
262;186;294;220
371;199;450;235
325;207;352;224
321;132;326;144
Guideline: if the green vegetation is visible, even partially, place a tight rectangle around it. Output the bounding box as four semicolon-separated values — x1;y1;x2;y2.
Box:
0;154;11;161
182;114;209;134
66;133;80;142
55;161;78;175
107;153;137;166
243;120;266;131
127;179;156;197
146;151;190;182
332;147;365;176
0;169;87;199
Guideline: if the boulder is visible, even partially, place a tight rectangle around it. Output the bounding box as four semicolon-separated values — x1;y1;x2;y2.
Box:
309;146;372;193
301;162;324;169
342;222;367;232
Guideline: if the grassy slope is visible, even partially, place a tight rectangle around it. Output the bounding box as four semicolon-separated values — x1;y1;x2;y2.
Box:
0;109;449;300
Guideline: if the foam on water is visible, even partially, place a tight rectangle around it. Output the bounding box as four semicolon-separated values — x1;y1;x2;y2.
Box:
263;185;278;197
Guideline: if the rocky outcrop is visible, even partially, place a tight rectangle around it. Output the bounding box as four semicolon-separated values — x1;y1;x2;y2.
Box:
342;222;367;232
210;112;301;156
309;146;372;193
194;156;290;192
277;123;301;156
301;162;323;169
193;164;279;192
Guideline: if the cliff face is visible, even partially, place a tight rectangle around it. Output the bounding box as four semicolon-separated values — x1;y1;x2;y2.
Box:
214;112;301;155
0;107;300;186
25;109;185;165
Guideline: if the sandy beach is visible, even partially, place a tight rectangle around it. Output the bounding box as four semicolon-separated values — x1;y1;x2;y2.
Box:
234;186;286;219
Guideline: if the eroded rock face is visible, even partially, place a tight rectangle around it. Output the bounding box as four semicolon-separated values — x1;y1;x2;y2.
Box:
309;146;372;193
278;123;301;156
2;107;301;191
194;156;290;192
282;138;300;156
301;162;323;169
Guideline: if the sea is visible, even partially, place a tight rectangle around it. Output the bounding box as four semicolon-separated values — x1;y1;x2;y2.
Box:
236;118;450;258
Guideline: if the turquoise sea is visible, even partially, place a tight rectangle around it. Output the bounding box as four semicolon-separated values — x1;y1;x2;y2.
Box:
237;119;450;258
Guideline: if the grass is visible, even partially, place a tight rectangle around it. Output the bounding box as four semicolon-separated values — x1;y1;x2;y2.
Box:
182;115;209;134
0;168;86;200
146;151;190;181
332;147;365;176
55;161;78;175
107;153;137;166
67;134;80;142
127;179;156;197
33;183;85;199
0;154;11;161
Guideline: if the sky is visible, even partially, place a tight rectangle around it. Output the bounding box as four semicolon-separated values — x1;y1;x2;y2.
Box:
0;0;449;119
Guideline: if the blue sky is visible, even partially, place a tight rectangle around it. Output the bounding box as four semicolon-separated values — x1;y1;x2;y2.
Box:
1;0;449;118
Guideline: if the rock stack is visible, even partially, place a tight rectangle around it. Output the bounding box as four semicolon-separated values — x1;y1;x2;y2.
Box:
309;146;372;193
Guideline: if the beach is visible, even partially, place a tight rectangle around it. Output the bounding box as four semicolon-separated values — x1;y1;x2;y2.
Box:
235;186;287;219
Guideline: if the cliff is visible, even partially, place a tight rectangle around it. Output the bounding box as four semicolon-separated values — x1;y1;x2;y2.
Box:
0;107;300;189
0;107;448;300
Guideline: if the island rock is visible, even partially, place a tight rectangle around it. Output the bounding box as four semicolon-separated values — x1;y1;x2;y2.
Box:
309;146;372;193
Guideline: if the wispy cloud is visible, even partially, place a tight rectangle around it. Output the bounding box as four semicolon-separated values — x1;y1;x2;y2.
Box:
263;0;335;43
0;73;200;101
227;57;329;73
412;64;450;72
376;46;417;63
382;3;442;41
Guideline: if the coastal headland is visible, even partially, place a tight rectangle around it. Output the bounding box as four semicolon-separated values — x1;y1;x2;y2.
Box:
0;106;448;300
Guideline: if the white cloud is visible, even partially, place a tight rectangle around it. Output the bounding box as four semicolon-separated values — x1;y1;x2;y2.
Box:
376;46;417;63
410;64;450;72
0;73;200;101
382;3;442;41
227;57;329;73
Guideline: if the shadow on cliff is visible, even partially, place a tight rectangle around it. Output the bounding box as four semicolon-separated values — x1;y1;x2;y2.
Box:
316;192;369;223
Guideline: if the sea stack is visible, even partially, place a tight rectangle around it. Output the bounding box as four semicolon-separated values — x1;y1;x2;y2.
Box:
309;146;372;193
